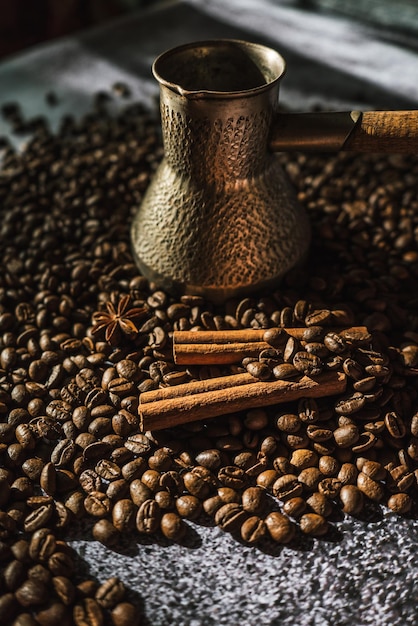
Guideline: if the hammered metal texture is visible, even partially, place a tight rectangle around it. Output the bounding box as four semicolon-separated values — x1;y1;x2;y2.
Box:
131;62;311;301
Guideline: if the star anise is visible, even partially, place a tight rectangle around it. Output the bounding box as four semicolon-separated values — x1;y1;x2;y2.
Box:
91;294;147;343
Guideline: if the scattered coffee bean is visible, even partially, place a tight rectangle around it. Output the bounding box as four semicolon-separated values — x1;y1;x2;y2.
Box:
264;511;295;543
1;88;418;626
299;513;328;536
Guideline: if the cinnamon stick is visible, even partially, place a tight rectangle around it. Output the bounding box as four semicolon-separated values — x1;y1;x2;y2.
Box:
139;370;346;431
140;372;256;404
173;326;368;364
174;341;267;364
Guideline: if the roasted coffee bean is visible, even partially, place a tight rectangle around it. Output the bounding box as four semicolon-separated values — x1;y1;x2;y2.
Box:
293;351;322;376
141;469;160;492
302;326;324;342
385;411;406;438
35;602;71;625
298;398;319;423
361;460;386;481
338;463;358;486
357;472;384;502
273;456;299;477
318;478;342;498
95;459;121;481
154;490;174;510
306;492;333;517
79;470;102;494
51;439;76;467
387;492;412;514
122;458;147;482
29;528;56;562
299;513;328;536
39;462;57;496
282;432;310;449
272;363;299;380
129;480;152;507
215;503;247;533
244;409;268;430
217;466;247;489
175;494;202;520
240;515;266;543
46;400;72;422
305;309;332;327
297;467;322;491
318;455;340;476
48;551;74;578
3;558;26;591
290;448;318;470
351;432;377;454
335;393;366;415
95;576;125;610
265;511;295;543
353;376;376;392
21;458;45;483
364;364;391;378
306;425;333;443
24;504;54;532
282;496;307;518
216;487;239;504
15;424;36;449
16;578;49;607
339;485;364;515
333;424;359;448
160;512;186;541
256;469;280;490
263;328;285;348
84;492;111;518
111;602;141;626
410;412;418;438
27;563;51;585
272;474;303;500
342;358;364;381
203;495;224;516
275;413;301;433
391;467;414;492
183;471;211;499
260;436;277;457
92;519;119;547
323;332;347;354
283;337;300;362
124;434;151;455
136;499;161;533
304;342;329;358
73;598;103;626
245;360;271;381
242;486;266;515
195;449;222;470
52;575;76;606
112;499;136;532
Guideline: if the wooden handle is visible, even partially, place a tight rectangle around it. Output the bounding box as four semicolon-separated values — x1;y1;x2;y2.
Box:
270;110;418;154
343;110;418;153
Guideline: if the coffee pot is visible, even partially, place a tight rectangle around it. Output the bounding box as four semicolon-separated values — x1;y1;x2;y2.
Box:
131;39;418;302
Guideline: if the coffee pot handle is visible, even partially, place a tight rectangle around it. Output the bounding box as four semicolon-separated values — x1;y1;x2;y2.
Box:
270;110;418;153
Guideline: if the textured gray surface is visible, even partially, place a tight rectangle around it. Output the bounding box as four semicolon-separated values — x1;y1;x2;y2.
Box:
71;513;418;626
1;2;418;624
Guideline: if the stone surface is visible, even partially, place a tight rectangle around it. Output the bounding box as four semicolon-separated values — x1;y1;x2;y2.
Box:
70;512;418;626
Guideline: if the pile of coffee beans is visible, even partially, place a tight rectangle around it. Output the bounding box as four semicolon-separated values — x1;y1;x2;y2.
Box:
1;93;418;623
0;529;136;625
242;325;373;380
